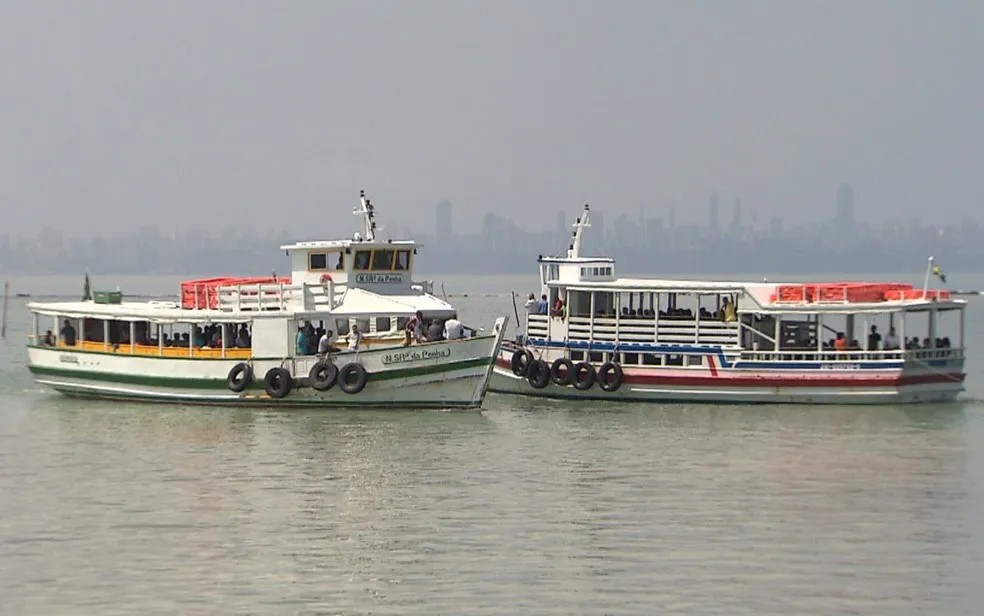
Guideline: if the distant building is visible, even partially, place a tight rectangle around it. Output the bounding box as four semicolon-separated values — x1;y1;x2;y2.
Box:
435;199;453;244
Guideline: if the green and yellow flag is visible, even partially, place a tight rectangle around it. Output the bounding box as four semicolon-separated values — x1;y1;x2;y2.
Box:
932;264;947;284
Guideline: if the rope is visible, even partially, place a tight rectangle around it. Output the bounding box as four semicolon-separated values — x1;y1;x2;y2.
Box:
909;352;964;382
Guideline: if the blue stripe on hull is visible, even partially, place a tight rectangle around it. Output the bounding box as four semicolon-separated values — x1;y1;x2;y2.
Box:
524;338;951;370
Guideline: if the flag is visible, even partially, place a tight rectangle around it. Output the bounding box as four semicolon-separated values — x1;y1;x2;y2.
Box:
82;270;92;301
932;264;947;284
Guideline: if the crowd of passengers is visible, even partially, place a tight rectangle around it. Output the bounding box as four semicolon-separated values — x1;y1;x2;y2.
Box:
524;293;738;321
767;323;954;358
38;319;252;349
294;311;466;357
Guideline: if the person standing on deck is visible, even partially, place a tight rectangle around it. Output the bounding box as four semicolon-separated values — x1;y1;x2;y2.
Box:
347;323;362;352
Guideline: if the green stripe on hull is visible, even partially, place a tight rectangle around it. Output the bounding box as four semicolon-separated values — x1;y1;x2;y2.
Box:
46;387;483;409
28;357;492;390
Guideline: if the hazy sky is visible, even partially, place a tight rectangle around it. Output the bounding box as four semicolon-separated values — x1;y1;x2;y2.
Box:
2;0;982;237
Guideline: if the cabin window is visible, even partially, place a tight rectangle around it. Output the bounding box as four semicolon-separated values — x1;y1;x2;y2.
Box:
331;252;344;270
335;318;350;336
589;351;604;363
355;317;370;333
371;249;395;271
396;316;409;330
376;317;392;332
570;350;585;361
308;252;328;271
395;250;410;271
687;355;703;367
353;251;371;270
642;353;662;365
623;352;639;365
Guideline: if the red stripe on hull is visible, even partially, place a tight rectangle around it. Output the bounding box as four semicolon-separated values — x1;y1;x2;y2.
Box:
494;358;964;388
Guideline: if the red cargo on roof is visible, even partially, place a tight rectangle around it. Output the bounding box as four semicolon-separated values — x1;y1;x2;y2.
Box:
180;276;291;310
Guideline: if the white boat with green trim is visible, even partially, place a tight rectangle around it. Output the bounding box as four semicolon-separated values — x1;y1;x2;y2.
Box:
25;192;509;409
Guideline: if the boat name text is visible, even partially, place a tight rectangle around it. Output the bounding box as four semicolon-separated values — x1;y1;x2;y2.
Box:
59;354;79;365
382;347;452;364
820;363;861;370
355;273;404;284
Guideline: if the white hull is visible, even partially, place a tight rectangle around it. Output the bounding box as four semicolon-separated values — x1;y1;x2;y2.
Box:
489;347;965;406
28;320;508;410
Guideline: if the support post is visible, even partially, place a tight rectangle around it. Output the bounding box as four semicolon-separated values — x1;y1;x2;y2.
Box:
1;280;8;339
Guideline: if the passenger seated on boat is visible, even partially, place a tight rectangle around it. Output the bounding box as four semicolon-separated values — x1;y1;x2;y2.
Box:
236;326;251;348
296;326;309;355
552;296;566;318
524;293;538;312
833;333;847;352
40;330;54;346
444;318;464;340
60;319;77;346
317;329;340;356
883;327;899;350
426;320;444;341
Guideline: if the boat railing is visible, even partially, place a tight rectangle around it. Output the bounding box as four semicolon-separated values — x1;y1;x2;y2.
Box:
738;348;964;363
214;282;305;311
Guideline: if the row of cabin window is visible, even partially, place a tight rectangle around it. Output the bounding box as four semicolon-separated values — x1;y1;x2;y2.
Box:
308;249;412;272
570;350;704;367
580;266;613;277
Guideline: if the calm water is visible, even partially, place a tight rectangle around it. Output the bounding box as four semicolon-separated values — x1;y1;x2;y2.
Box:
1;274;983;615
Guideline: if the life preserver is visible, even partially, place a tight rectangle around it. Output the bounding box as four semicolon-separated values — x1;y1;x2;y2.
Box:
550;357;574;386
527;359;550;389
597;362;623;392
264;367;292;399
308;360;338;391
227;362;252;393
338;363;368;394
511;349;534;377
572;362;596;391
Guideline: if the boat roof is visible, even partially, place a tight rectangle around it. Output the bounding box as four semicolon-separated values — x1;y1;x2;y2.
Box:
280;239;417;251
27;288;456;323
551;276;966;311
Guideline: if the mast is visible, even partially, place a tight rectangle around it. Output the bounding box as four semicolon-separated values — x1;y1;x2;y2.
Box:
353;190;377;242
567;204;591;258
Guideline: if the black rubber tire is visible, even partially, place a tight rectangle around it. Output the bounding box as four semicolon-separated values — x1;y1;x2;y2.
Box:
338;363;368;394
598;362;624;392
511;349;534;377
227;362;252;393
264;367;292;399
572;362;596;391
527;359;550;389
308;360;338;391
550;357;574;386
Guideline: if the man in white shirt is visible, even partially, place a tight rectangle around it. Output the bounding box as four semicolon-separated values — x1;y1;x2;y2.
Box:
317;329;338;356
443;318;464;340
883;327;899;350
347;324;362;352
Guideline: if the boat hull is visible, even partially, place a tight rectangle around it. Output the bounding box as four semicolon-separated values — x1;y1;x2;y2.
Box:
489;350;965;405
27;319;508;409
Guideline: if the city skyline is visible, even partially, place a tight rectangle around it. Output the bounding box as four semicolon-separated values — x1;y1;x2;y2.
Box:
2;182;981;277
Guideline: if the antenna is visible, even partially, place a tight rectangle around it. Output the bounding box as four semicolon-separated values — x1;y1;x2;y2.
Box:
353;190;377;241
568;204;591;258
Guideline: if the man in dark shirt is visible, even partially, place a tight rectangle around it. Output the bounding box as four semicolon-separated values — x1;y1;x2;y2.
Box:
60;319;77;346
867;325;882;352
426;319;444;341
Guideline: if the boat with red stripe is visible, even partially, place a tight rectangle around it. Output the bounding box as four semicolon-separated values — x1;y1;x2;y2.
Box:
490;205;967;405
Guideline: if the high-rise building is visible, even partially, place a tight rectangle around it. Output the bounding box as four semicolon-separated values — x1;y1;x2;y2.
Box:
435;199;453;242
708;192;720;236
835;182;854;230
